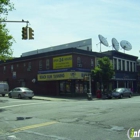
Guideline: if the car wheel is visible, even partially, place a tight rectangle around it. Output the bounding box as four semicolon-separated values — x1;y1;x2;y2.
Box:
120;94;123;99
18;94;22;99
29;97;32;99
2;94;5;97
9;93;12;98
129;93;132;98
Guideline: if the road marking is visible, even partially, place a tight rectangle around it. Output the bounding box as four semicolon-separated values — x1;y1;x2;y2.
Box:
11;121;58;132
0;102;47;109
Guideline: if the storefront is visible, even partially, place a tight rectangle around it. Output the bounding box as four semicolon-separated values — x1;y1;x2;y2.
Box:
37;68;90;96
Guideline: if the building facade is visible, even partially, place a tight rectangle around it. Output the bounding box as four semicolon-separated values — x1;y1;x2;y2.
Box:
103;50;138;92
0;48;103;96
0;39;138;96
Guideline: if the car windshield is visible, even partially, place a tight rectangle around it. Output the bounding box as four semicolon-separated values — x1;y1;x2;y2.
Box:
113;88;124;92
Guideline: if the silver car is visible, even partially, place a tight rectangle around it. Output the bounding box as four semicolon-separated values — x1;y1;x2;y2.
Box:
8;87;34;99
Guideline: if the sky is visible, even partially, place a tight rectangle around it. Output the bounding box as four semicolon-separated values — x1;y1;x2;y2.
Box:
5;0;140;58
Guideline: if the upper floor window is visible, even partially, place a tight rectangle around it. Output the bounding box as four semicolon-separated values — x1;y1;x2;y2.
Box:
118;59;121;70
91;59;94;67
77;57;82;67
27;62;31;71
130;62;132;72
114;59;117;70
134;63;136;72
3;66;6;71
127;61;129;71
46;59;50;69
77;57;81;64
39;60;42;70
122;60;125;71
11;65;13;71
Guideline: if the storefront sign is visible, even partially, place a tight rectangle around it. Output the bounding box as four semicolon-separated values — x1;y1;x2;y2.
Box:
37;72;89;81
53;55;72;69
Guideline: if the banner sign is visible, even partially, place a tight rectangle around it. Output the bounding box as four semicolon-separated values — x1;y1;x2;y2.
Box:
37;72;89;81
53;55;72;69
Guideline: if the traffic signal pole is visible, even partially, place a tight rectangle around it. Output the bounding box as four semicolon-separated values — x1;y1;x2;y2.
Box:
0;20;34;40
0;20;29;25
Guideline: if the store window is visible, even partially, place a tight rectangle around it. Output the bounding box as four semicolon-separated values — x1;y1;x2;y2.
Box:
60;81;71;94
75;80;88;94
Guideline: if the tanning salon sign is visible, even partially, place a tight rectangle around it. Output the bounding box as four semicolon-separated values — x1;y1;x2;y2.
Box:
53;55;72;69
37;72;89;81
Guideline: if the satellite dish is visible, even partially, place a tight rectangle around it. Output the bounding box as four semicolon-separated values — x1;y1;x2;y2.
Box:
98;34;109;52
112;38;119;51
120;40;132;51
98;34;109;47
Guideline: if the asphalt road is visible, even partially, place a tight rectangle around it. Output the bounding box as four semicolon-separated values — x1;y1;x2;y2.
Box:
0;96;140;140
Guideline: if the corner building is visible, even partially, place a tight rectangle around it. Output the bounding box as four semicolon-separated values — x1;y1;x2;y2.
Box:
0;39;138;96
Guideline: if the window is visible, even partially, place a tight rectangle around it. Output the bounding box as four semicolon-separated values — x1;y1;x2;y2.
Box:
118;59;121;70
77;57;81;64
11;65;13;71
130;62;132;72
114;59;117;70
39;60;42;70
127;61;129;71
77;57;82;67
134;63;136;72
27;62;31;71
46;59;50;69
91;59;94;67
122;60;125;71
3;66;6;71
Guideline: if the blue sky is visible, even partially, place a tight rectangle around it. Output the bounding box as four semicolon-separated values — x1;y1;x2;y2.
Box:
6;0;140;58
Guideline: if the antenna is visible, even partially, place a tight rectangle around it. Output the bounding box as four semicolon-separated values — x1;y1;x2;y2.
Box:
98;34;109;52
120;40;132;53
112;38;119;51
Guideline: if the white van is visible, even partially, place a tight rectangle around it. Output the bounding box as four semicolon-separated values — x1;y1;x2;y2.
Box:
0;81;9;97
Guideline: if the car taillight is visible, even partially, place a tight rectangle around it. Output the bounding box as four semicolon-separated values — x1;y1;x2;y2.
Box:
23;92;26;94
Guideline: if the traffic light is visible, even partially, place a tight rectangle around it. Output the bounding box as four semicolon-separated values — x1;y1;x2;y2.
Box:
29;27;34;39
22;27;28;39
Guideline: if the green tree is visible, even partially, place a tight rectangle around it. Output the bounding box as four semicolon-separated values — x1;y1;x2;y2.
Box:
91;57;114;92
0;0;14;17
0;0;15;61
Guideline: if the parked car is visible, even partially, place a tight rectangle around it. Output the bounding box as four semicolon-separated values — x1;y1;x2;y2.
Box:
0;81;9;97
8;87;34;99
111;88;133;99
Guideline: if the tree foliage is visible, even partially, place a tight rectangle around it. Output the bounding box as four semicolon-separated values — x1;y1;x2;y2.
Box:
0;0;15;61
91;57;114;89
0;0;14;17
